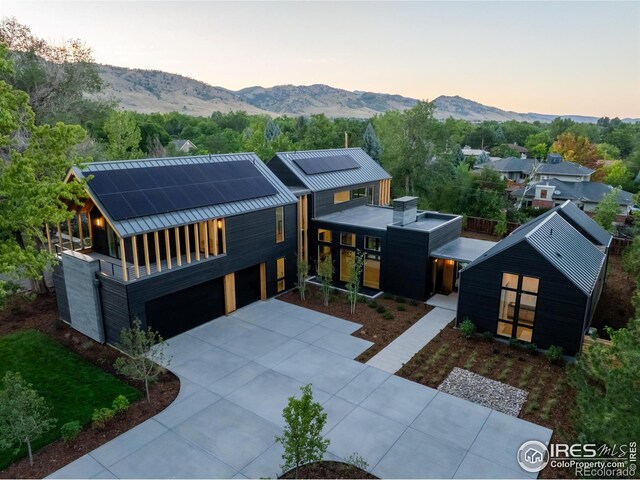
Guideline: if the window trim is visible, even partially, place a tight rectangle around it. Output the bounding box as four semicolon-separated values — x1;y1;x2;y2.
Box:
317;228;332;243
497;272;539;342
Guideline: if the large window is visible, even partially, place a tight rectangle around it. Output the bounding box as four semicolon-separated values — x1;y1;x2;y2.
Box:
364;236;381;252
275;207;284;243
340;232;356;247
364;254;381;289
340;249;354;282
497;273;539;342
334;191;350;204
277;257;285;292
352;187;367;199
318;228;332;243
318;245;332;263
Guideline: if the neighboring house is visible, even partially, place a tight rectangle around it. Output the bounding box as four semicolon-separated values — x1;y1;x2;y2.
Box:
477;157;534;182
461;145;489;157
267;148;496;301
507;143;528;157
170;139;197;152
511;179;634;217
478;155;594;184
457;201;611;355
52;153;298;344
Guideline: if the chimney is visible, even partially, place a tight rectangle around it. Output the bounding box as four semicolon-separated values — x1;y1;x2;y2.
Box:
393;196;418;226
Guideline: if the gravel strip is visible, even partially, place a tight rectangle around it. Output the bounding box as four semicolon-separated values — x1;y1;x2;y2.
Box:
438;367;528;416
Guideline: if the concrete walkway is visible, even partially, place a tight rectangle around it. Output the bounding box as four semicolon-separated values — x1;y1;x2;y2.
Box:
366;307;455;373
49;299;551;479
427;292;459;311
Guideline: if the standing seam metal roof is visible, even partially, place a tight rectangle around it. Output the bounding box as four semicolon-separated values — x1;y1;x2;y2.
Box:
464;212;605;295
73;153;297;237
272;148;391;192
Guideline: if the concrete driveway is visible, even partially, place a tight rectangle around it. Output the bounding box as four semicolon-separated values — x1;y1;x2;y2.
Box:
50;299;552;479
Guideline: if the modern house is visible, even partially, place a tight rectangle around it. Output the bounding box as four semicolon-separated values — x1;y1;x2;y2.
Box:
456;201;611;355
267;148;496;301
52;153;298;343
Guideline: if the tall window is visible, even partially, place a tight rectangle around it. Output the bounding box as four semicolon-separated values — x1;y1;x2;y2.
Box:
364;236;381;252
340;249;354;282
275;207;284;243
334;191;350;204
363;253;381;289
318;245;332;263
277;257;286;292
318;228;332;243
498;273;539;342
340;232;356;247
367;187;374;205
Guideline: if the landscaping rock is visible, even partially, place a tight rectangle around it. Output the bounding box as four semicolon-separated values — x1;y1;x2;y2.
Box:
437;367;527;416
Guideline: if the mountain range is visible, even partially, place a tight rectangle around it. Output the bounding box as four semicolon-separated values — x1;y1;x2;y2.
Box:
94;64;637;123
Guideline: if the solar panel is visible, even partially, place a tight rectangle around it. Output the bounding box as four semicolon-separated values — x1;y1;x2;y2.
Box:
292;154;360;175
88;160;278;221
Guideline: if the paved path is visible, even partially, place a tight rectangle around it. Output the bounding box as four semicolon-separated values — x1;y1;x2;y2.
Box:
50;299;550;479
366;307;455;373
427;292;459;311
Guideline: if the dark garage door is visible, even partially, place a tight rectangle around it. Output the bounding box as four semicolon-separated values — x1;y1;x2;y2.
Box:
235;264;261;310
146;277;225;339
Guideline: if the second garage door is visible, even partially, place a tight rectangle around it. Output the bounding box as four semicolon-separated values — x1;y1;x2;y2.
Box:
234;264;261;310
146;277;225;340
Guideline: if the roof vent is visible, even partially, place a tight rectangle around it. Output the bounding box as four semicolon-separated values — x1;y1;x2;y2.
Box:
393;196;418;226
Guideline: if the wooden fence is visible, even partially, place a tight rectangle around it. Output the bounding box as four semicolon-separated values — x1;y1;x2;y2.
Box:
464;216;631;256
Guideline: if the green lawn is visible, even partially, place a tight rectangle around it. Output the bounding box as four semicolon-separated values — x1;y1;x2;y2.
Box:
0;329;140;470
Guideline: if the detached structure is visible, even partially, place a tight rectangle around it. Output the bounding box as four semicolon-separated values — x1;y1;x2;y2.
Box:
457;201;611;355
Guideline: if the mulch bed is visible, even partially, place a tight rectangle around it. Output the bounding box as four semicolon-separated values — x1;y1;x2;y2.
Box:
280;461;377;479
0;293;179;479
397;326;577;479
592;255;636;336
278;285;432;363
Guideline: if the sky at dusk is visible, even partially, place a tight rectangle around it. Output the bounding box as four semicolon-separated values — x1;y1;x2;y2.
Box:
2;1;639;118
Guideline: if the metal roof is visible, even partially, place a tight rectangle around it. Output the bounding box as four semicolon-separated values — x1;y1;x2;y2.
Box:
73;153;297;237
537;161;594;176
480;157;535;173
555;201;612;247
271;148;390;192
464;212;605;295
430;238;497;262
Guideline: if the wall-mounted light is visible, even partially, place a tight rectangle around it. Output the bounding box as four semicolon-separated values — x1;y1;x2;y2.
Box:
217;219;223;229
95;217;104;228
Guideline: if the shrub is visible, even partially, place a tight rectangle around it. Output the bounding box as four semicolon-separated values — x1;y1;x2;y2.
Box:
91;407;115;429
545;345;564;364
509;338;519;348
368;300;378;309
382;312;394;320
357;295;367;303
345;452;369;472
397;304;406;312
376;305;386;314
395;296;406;304
382;292;394;300
60;421;81;442
112;394;130;413
482;331;493;342
526;343;538;354
459;318;476;339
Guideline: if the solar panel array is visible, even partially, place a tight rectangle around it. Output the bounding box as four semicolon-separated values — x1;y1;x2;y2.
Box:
89;161;278;221
292;154;361;175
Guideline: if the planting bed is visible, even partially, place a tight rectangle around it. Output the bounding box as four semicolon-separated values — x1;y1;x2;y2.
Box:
278;285;431;362
280;461;377;479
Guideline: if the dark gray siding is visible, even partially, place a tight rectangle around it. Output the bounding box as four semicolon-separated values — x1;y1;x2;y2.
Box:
314;183;378;217
53;263;70;322
384;226;430;300
426;216;463;254
266;157;305;188
99;276;131;344
457;241;588;355
101;204;297;341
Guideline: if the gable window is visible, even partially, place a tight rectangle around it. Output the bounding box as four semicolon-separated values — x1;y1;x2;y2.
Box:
318;228;332;243
340;232;356;247
497;273;539;342
334;191;350;204
277;257;286;292
364;236;381;252
276;207;284;243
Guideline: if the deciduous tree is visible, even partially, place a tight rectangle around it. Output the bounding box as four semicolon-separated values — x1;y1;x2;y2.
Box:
104;110;143;160
593;187;621;233
550;132;600;170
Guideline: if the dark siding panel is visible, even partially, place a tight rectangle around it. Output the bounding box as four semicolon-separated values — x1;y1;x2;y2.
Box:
384;226;430;300
427;217;463;254
99;277;131;344
53;264;70;322
117;205;296;331
457;242;588;355
266;157;305;188
314;183;378;217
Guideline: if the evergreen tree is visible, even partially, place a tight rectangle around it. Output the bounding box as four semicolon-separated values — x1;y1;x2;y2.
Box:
264;118;281;142
362;122;382;162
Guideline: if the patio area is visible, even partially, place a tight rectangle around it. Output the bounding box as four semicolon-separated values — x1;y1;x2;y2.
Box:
49;299;551;479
